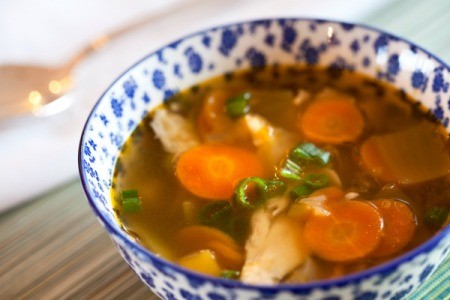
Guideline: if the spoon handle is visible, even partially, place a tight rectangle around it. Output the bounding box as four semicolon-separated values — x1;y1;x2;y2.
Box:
66;0;203;69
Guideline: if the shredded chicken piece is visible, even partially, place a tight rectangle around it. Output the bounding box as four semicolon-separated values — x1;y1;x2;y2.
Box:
293;89;311;106
243;196;289;260
150;108;200;155
241;216;309;284
243;207;272;262
298;195;329;216
284;257;322;283
265;196;290;217
345;192;360;200
243;114;299;166
241;196;308;284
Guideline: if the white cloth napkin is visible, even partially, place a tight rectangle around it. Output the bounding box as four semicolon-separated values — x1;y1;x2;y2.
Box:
0;0;392;212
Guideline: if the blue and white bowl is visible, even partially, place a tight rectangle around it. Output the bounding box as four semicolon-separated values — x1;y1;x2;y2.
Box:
79;18;450;300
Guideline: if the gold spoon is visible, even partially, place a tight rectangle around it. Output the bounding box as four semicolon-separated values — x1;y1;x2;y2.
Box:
0;47;93;120
0;0;200;121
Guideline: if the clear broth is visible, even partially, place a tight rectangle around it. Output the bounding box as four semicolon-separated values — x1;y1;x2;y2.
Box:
112;66;450;282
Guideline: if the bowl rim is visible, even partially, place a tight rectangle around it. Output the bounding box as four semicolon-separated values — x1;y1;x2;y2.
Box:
79;17;450;291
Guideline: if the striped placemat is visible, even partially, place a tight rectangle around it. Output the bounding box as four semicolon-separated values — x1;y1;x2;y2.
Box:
0;0;449;298
364;0;450;63
0;180;156;299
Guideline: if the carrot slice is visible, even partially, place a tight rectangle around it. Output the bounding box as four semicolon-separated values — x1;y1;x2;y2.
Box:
176;225;244;269
176;225;240;251
371;199;416;257
303;200;382;262
300;98;364;144
176;144;265;199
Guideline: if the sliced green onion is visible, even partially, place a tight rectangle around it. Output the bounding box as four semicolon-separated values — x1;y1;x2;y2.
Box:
226;92;251;118
122;198;141;213
121;189;142;213
221;269;240;279
279;158;303;181
265;179;287;198
122;189;138;198
289;142;331;166
424;206;450;228
290;185;312;200
234;177;267;209
199;201;233;232
305;173;329;189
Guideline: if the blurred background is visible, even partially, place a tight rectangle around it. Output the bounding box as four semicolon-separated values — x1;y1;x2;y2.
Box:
1;0;403;211
2;0;449;212
1;0;449;298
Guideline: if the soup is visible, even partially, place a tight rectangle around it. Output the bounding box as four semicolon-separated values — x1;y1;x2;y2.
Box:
111;66;450;284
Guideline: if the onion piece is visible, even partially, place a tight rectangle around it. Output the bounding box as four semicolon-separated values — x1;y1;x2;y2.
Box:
360;122;450;185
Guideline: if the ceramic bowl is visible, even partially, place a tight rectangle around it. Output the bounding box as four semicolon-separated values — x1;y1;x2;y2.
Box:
79;18;450;300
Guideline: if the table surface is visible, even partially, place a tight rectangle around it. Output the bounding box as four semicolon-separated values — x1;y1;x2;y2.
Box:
2;0;450;298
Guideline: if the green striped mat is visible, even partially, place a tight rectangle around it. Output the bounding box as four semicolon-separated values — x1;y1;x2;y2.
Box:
365;0;450;63
411;256;450;299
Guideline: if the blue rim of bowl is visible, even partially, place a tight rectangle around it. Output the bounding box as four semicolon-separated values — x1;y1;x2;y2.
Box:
79;17;450;292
